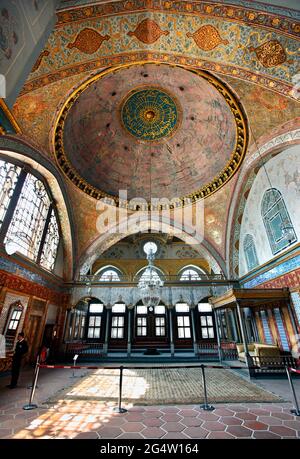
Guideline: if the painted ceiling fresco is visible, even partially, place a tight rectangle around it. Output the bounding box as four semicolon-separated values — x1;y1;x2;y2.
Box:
59;63;240;202
8;0;300;273
21;1;299;100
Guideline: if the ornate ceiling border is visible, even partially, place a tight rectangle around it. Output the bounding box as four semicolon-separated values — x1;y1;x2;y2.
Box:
56;0;300;37
21;51;295;99
53;61;249;209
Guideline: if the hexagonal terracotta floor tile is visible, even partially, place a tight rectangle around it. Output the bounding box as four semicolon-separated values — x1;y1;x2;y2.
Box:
125;413;145;422
143;418;164;427
220;416;242;426
178;409;199;417
271;412;295;421
253;431;281;439
235;412;257;421
163;432;189;439
184;426;209;439
97;427;122;438
118;433;144;439
225;426;253;437
269;426;298;437
208;431;235;439
202;421;226;431
181;417;203;427
121;422;144;433
162;422;185;432
142;427;165;438
161;414;183;423
243;421;269;431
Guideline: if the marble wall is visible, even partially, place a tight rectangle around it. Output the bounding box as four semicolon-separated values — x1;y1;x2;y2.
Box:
0;0;59;107
239;145;300;276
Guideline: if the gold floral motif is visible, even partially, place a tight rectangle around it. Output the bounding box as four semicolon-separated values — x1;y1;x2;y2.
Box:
187;25;229;51
128;19;169;44
67;28;110;54
250;40;287;68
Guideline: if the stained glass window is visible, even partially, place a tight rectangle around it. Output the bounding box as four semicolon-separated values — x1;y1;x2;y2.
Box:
0;160;21;228
243;234;259;271
262;188;297;255
40;209;60;271
4;174;50;260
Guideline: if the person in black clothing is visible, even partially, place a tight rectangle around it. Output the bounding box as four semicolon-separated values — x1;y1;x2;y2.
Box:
7;332;28;389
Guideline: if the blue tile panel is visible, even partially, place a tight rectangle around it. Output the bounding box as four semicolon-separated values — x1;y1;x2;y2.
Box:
242;255;300;288
0;256;64;292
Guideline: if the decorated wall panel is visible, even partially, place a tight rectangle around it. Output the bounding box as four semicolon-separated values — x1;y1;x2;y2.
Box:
239;145;300;276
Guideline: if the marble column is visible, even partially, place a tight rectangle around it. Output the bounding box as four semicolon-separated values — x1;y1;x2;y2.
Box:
214;309;223;363
103;308;111;355
168;307;174;357
127;308;132;357
190;306;198;356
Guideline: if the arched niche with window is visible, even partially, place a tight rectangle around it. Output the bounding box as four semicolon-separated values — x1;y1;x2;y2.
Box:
261;188;297;255
0;157;61;272
4;301;24;350
179;266;206;281
243;234;259;272
95;266;122;282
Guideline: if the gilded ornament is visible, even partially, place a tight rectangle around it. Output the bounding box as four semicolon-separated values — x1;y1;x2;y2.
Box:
187;25;229;51
128;19;169;44
250;40;287;68
67;28;110;54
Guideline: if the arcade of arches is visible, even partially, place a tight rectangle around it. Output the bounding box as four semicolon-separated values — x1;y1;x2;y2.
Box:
0;0;299;441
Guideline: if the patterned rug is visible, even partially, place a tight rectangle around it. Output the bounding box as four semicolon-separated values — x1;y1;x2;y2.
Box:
44;367;282;405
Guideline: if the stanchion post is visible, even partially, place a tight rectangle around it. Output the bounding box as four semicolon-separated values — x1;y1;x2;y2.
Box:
23;361;40;410
27;355;40;389
285;366;300;416
200;364;215;411
113;365;127;413
70;354;79;378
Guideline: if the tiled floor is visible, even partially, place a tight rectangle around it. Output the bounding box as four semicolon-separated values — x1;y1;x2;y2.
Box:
0;365;299;439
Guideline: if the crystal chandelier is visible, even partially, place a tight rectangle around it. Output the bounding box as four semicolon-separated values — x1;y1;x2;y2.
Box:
138;249;164;308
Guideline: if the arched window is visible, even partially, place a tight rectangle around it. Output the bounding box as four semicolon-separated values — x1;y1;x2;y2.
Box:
0;158;60;271
262;188;297;255
99;269;121;282
243;234;259;271
95;266;123;282
0;160;21;227
179;266;205;281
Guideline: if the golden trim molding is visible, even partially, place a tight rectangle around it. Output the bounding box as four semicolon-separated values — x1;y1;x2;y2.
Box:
53;61;249;209
0;99;21;135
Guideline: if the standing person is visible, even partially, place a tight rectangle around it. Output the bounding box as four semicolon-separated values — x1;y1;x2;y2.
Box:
7;332;28;389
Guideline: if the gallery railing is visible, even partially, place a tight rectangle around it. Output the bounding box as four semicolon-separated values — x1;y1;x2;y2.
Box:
78;273;234;285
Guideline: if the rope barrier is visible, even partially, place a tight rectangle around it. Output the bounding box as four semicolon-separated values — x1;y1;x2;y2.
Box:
289;367;300;375
22;361;300;416
37;363;252;371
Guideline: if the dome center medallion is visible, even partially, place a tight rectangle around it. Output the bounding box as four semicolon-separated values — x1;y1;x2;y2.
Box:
120;88;180;141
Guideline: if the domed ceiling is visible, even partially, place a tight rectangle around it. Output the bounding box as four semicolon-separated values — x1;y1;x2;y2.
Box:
54;62;248;205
